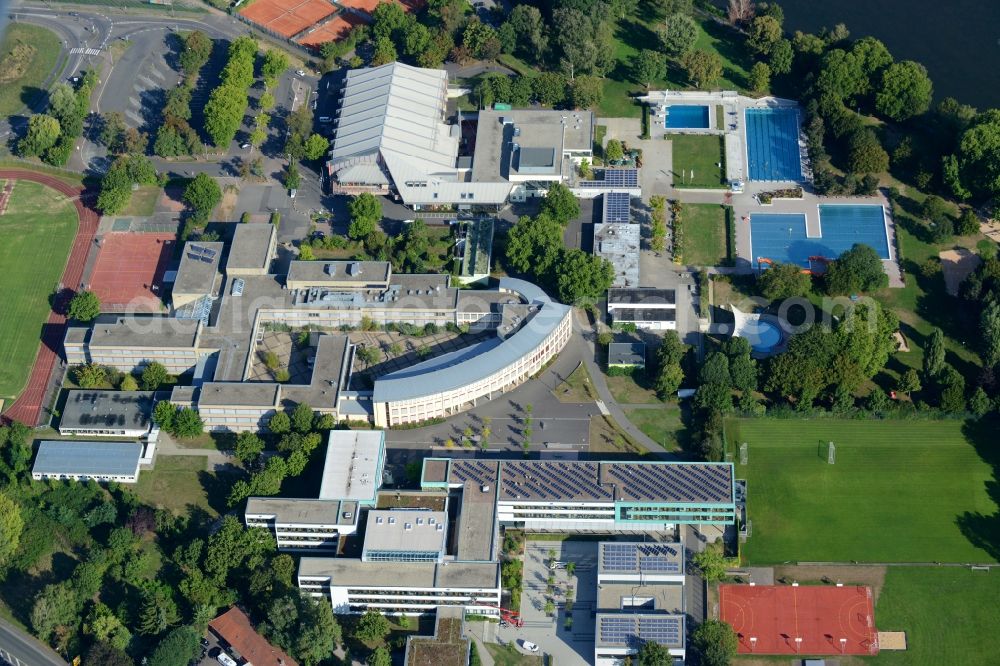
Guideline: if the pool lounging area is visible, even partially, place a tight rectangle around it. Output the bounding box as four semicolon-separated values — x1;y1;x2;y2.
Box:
749;205;890;268
664;105;710;129
745;107;802;181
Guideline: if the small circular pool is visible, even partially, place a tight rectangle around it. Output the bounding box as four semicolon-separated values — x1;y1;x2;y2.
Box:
742;320;782;353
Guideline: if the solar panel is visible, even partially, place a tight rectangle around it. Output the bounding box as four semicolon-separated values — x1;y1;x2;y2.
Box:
603;169;639;187
602;192;631;223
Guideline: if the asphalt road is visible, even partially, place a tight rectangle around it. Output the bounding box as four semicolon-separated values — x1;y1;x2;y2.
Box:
0;618;66;666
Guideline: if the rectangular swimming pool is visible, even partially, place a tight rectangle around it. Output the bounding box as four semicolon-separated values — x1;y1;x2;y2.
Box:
665;105;710;129
749;205;889;267
745;107;802;181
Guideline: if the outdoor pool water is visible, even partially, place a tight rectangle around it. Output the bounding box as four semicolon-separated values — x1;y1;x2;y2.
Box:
744;108;802;181
742;319;782;353
750;206;889;267
664;105;710;129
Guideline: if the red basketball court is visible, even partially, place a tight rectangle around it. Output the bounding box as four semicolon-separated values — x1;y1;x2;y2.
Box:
720;584;879;656
88;233;175;311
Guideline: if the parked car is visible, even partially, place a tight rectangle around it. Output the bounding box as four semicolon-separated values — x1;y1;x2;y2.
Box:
289;189;297;199
519;640;539;653
240;143;251;149
217;652;238;666
296;69;306;76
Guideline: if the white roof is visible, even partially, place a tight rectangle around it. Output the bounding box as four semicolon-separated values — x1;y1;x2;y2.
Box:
319;430;385;502
329;62;458;172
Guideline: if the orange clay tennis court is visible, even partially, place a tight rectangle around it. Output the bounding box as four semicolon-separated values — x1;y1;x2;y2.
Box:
240;0;337;39
88;233;175;311
297;13;365;48
720;584;879;656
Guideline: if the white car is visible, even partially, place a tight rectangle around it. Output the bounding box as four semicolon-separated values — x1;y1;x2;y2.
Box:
217;653;238;666
519;640;539;653
296;69;306;76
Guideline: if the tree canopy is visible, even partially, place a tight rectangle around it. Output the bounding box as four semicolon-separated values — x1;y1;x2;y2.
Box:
825;243;889;294
691;619;738;666
68;291;101;322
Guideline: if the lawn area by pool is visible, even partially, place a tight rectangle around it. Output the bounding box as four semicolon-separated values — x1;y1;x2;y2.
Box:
750;205;889;267
729;418;1000;564
745;107;802;181
679;203;729;266
671;134;726;189
665;105;709;129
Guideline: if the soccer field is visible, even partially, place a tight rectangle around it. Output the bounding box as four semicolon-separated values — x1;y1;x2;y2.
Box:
0;181;77;399
730;418;999;564
873;567;1000;665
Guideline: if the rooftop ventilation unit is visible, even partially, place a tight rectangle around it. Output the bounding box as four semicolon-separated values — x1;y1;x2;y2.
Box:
347;261;361;276
324;263;336;275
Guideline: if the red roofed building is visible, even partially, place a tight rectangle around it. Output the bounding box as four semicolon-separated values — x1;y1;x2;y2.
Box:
208;607;299;666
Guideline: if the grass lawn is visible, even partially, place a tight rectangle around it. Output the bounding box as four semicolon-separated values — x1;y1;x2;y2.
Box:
121;185;161;216
730;418;999;564
134;455;222;517
679;203;728;266
671;134;726;188
0;181;77;399
606;373;661;404
624;406;685;451
553;364;597;403
873;567;1000;665
0;23;62;116
485;644;543;666
590;415;644;454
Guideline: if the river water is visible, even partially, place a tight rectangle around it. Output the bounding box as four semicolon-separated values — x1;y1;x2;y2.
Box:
726;0;1000;109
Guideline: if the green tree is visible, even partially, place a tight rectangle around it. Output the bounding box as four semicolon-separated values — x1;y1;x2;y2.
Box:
285;161;301;190
18;114;61;156
269;411;291;434
950;110;1000;200
634;49;666;88
747;15;781;55
980;300;1000;367
691;619;738;666
0;493;23;567
505;213;563;275
923;328;946;379
304;133;330;160
73;363;106;388
119;373;139;391
291;402;315;433
533;72;568;107
876;61;933;121
897;368;921;395
969;386;991;417
605;139;625;163
636;639;674;665
141;361;169;390
699;352;731;386
848;128;889;174
825;243;888;294
368;646;391;666
355;609;390;644
31;583;80;641
153;400;176;430
234;431;265;464
569;75;604;109
261;50;289;87
180;30;213;76
692;542;727;582
172;408;204;438
556;249;615;305
957;209;981;235
348;193;382;240
816;48;867;102
183;173;222;222
542;182;581;225
682;49;723;87
748;61;771;94
866;385;891;413
659;13;697;56
758;261;810;300
769;38;794;74
68;290;101;321
147;626;200;666
85;641;134;666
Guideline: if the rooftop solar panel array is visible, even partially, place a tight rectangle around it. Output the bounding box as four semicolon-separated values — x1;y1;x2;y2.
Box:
602;192;632;223
598;615;683;648
187;244;218;264
607;463;731;503
578;168;639;188
447;460;732;504
601;543;682;574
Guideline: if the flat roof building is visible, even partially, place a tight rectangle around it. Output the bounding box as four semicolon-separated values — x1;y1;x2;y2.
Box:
594;202;640;288
607;288;678;331
319;430;385;502
226;224;276;276
59;390;156;438
32;440;143;483
361;510;447;563
608;342;645;368
173;242;223;308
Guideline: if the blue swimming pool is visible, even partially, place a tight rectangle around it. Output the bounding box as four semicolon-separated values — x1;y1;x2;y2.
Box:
745;107;802;181
742;320;782;353
665;105;710;129
749;206;889;267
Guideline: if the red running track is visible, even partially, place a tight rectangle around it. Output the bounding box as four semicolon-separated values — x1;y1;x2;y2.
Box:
1;170;100;426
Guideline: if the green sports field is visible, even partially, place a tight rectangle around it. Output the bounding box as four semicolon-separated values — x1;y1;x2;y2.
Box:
0;181;77;399
730;418;999;564
873;567;1000;665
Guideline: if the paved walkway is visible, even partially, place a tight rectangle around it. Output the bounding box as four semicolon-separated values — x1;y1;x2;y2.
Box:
155;434;235;470
1;170;100;426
